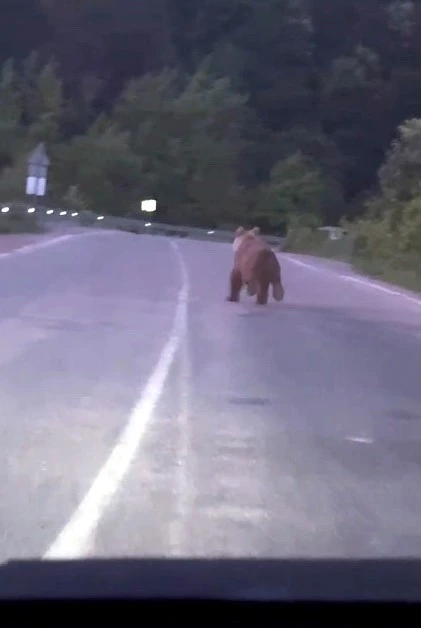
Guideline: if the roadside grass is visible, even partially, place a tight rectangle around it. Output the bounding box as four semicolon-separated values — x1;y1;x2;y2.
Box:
282;227;354;262
282;227;421;294
352;256;421;293
0;211;44;234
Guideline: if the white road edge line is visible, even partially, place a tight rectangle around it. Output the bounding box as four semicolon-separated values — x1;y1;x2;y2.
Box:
43;239;189;560
0;230;115;260
282;254;421;307
339;274;421;306
281;256;318;272
0;234;76;258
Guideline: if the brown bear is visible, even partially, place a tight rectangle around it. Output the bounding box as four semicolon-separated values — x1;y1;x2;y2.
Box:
227;226;285;305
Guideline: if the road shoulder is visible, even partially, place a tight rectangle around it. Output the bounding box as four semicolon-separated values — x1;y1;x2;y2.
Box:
280;252;421;306
0;233;63;256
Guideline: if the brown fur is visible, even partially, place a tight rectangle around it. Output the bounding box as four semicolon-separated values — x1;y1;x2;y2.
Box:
227;227;285;305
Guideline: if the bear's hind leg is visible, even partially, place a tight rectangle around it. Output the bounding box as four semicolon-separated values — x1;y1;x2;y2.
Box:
272;281;284;301
227;268;243;302
247;279;258;296
256;280;269;305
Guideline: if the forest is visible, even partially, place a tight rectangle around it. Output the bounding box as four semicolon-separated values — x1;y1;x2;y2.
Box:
0;1;420;287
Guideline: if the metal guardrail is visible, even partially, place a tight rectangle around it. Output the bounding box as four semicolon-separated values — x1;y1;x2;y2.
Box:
0;202;284;247
89;214;284;246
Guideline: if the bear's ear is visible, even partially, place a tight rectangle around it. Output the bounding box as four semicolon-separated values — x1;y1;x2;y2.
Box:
250;226;260;235
235;226;245;237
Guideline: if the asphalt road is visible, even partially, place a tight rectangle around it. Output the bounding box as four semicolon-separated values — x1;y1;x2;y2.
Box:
0;230;420;564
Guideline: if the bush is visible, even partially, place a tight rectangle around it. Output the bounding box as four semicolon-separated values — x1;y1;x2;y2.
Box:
0;211;43;234
352;256;421;292
347;199;421;291
282;227;324;252
118;224;141;234
78;209;97;226
282;226;354;261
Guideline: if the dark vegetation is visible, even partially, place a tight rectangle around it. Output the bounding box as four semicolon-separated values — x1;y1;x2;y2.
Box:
0;1;420;288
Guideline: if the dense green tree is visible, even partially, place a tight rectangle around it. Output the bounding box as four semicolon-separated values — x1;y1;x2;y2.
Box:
378;118;421;204
257;151;333;232
0;59;22;168
112;65;248;225
41;0;174;95
26;60;63;144
0;0;420;242
350;117;421;275
51;124;143;215
0;0;51;64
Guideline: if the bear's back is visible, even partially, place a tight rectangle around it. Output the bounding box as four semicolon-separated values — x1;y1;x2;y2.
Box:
234;232;269;281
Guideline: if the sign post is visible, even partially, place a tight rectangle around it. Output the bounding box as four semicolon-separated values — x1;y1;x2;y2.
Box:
26;143;50;208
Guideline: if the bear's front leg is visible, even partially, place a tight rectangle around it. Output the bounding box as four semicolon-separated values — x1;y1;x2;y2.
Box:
256;280;269;305
226;268;243;302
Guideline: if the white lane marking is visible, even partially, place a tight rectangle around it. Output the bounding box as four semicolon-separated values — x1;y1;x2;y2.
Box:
282;256;321;272
345;436;373;444
168;269;192;556
0;235;74;259
282;254;421;307
44;239;189;559
12;234;76;256
201;504;268;523
0;231;114;260
0;229;119;260
340;274;421;306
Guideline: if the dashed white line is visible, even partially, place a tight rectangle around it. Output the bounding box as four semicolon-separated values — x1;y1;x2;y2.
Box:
345;436;374;444
43;239;189;560
166;240;192;556
168;291;192;555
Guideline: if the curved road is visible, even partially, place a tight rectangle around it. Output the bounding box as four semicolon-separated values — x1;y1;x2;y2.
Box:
0;230;420;562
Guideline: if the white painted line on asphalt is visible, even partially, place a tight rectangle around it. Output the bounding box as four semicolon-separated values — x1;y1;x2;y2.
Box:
0;234;76;259
15;234;78;255
43;239;189;560
345;436;373;444
340;274;421;306
283;254;421;307
283;256;320;272
0;230;117;261
168;267;192;556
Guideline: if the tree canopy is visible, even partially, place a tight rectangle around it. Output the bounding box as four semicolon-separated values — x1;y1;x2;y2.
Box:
0;0;420;246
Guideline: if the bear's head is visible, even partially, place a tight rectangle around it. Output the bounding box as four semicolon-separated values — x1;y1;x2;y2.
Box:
232;226;260;253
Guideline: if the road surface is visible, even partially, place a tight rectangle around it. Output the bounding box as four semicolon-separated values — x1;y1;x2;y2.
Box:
0;230;420;563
